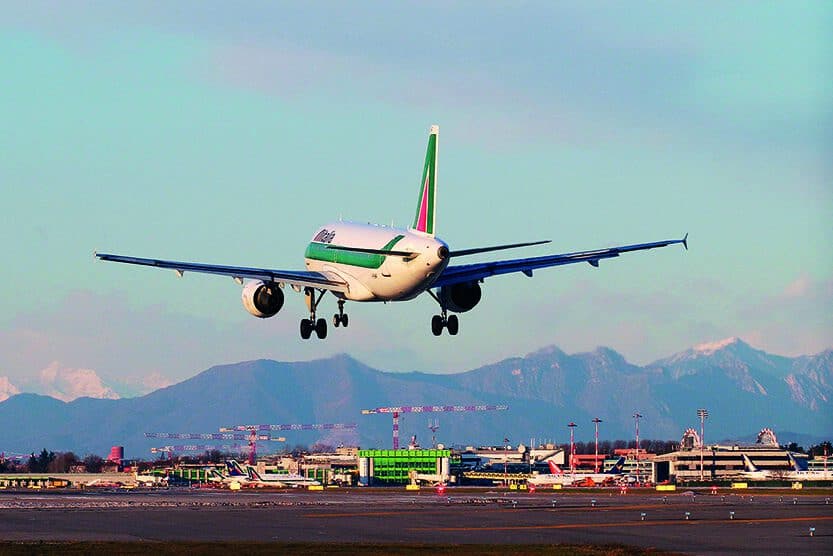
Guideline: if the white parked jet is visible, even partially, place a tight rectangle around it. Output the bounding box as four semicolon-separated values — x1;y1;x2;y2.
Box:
96;125;687;339
528;456;627;487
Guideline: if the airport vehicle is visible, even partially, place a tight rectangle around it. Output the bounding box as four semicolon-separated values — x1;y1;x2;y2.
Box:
528;456;627;487
96;125;687;339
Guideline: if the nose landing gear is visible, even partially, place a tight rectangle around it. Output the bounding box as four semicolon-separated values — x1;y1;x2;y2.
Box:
333;299;349;328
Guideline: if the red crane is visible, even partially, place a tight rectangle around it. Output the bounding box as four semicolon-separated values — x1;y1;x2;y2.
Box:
361;404;509;449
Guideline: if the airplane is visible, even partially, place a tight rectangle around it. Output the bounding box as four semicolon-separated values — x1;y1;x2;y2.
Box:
244;464;321;488
742;452;833;481
134;472;167;487
95;125;687;339
215;460;320;488
203;460;255;487
528;456;626;487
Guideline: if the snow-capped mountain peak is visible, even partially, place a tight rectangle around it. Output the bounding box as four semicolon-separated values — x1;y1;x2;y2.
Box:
693;337;742;355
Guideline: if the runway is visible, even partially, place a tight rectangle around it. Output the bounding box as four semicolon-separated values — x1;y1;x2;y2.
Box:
1;489;831;554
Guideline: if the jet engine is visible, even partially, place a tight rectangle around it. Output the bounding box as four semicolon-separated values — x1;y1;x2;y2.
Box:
438;281;482;313
241;280;284;318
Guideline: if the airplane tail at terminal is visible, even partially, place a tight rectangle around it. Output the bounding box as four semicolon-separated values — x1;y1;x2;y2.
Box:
607;456;626;474
788;452;809;472
742;454;760;473
246;466;263;481
412;125;438;236
226;460;247;477
547;460;564;475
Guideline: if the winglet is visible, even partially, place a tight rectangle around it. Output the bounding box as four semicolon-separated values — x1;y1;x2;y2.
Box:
682;233;688;250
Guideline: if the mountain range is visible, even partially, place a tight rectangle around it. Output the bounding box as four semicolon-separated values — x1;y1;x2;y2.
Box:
0;338;829;458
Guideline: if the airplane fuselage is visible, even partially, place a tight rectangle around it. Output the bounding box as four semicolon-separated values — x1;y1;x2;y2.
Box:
304;221;449;302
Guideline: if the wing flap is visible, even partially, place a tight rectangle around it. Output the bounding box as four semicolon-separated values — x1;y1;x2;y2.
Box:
95;253;349;292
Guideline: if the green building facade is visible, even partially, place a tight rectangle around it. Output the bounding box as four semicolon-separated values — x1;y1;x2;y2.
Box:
358;449;451;486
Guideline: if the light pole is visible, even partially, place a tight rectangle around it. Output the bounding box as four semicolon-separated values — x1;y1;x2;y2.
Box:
567;422;577;476
503;437;509;487
697;408;709;481
592;418;603;473
633;412;642;481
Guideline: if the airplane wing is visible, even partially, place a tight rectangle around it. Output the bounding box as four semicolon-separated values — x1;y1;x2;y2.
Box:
94;252;349;292
432;235;687;288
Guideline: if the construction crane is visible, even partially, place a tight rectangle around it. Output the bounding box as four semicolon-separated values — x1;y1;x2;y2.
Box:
220;422;357;432
361;404;509;449
144;432;283;465
428;419;440;448
150;444;244;456
218;422;358;463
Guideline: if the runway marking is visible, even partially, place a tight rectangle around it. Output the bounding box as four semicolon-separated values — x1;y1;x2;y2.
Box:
409;515;833;532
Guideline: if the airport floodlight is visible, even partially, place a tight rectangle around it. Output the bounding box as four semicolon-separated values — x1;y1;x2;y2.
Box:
567;422;578;473
697;408;709;480
592;418;603;472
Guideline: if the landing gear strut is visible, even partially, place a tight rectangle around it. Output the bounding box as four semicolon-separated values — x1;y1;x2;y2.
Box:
300;288;327;340
427;291;459;336
333;299;349;328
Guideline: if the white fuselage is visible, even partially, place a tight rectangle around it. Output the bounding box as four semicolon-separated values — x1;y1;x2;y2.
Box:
304;221;449;302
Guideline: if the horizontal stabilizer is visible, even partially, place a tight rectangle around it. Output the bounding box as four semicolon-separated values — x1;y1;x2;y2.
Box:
449;240;550;258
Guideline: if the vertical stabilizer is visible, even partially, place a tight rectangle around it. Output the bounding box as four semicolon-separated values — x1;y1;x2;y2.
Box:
607;456;626;474
412;125;439;236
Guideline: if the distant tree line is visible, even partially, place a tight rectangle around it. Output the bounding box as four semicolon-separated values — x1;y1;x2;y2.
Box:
781;441;832;457
559;439;678;455
0;450;106;473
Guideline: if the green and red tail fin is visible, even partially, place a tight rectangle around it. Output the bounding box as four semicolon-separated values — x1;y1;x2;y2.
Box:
412;124;439;236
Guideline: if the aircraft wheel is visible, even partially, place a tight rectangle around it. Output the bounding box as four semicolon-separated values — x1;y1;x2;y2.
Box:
342;314;349;327
315;318;328;339
300;319;313;340
333;314;340;327
447;314;459;335
431;315;444;336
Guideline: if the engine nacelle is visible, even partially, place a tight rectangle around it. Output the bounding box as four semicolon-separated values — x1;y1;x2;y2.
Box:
438;281;482;313
242;280;284;318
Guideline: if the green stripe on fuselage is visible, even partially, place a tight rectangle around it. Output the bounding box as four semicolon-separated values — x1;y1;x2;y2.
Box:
305;235;405;269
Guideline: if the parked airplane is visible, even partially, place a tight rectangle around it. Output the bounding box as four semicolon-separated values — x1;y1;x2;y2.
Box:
96;125;687;339
528;456;627;487
244;465;321;488
742;453;833;481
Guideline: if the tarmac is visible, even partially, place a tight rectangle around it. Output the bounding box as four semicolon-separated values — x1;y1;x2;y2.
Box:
0;488;832;554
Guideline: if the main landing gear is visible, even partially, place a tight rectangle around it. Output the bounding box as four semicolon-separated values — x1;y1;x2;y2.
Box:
431;311;459;336
427;290;459;336
299;290;349;340
333;299;349;328
300;288;328;340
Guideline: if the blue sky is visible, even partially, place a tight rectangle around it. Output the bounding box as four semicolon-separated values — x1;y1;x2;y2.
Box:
1;1;830;393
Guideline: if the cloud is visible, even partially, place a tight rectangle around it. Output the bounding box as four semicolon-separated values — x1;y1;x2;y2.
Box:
737;274;833;357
